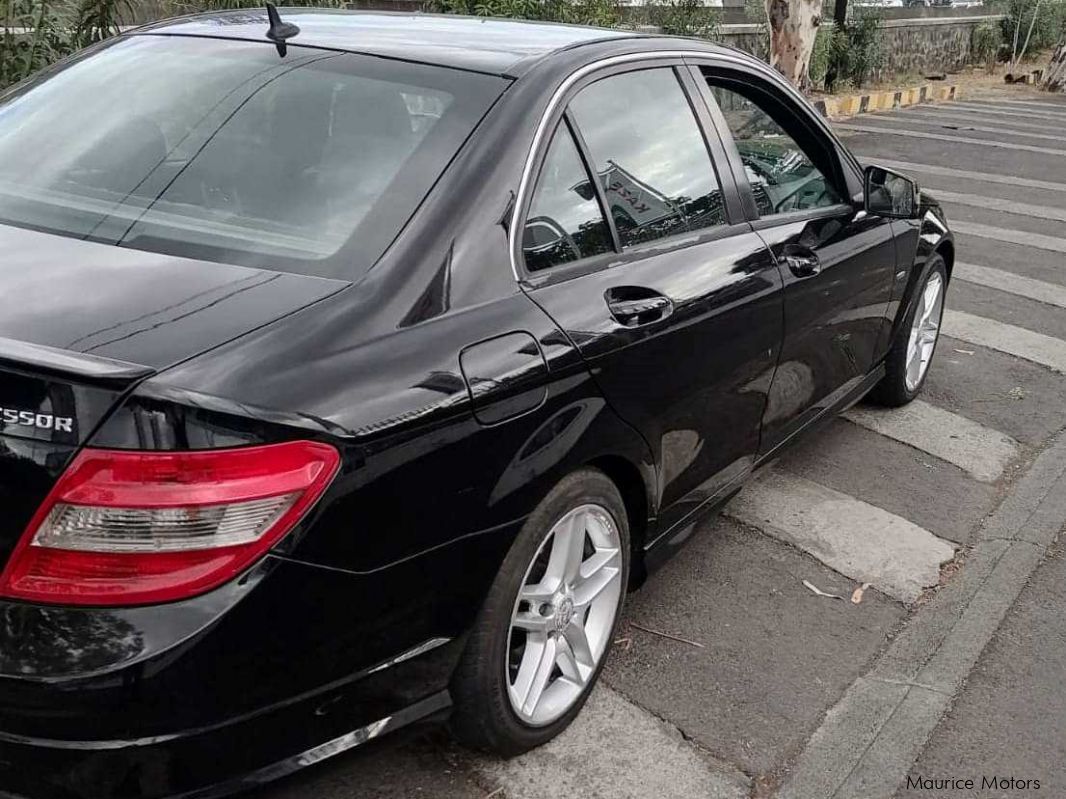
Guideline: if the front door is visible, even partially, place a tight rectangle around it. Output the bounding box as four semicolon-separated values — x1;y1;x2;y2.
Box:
517;65;785;536
699;71;897;455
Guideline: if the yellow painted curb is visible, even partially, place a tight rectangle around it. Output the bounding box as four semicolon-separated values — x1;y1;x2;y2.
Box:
813;83;961;120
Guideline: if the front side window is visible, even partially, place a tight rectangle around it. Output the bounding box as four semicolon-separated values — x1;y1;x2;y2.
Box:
568;68;727;248
707;83;845;218
0;36;507;278
522;123;613;273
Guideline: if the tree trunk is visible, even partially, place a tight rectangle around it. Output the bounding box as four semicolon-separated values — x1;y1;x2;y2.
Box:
766;0;823;91
1012;0;1044;72
1046;42;1066;92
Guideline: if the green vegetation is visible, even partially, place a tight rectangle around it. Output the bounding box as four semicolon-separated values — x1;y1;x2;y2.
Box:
971;19;1003;73
987;0;1066;68
639;0;720;38
0;0;344;90
423;0;620;27
809;8;884;93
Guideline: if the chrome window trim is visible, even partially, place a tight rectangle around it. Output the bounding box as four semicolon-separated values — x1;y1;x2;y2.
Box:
508;48;857;282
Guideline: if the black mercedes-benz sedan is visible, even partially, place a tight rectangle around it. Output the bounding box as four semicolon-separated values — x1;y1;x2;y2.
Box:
0;8;953;798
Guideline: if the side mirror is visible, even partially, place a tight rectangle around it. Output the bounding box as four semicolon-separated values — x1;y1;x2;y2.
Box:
864;165;921;219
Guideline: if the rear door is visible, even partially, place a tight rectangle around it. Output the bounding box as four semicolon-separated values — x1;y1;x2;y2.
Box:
518;63;785;538
693;65;898;456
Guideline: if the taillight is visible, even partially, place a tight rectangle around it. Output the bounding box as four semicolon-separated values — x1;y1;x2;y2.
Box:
0;441;340;606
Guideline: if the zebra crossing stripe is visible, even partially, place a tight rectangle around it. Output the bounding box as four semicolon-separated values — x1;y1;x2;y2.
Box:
864;159;1066;194
726;469;954;603
470;685;750;799
950;221;1066;255
942;310;1066;374
954;263;1066;310
931;190;1066;223
843;400;1020;483
835;124;1066;156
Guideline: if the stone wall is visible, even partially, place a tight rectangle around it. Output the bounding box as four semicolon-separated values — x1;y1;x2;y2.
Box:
715;15;1002;83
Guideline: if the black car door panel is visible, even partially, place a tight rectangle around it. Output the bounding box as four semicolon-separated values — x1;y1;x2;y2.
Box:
754;208;897;452
517;65;785;536
529;230;784;534
696;70;896;456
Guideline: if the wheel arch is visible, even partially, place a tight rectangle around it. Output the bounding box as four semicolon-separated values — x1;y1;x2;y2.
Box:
586;453;654;589
934;237;955;281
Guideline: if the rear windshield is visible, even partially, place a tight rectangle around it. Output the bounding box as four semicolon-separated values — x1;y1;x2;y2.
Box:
0;36;507;278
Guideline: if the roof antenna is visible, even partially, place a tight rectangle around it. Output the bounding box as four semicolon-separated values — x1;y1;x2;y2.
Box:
265;3;300;57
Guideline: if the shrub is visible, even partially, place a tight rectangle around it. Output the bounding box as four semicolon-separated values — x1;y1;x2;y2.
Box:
425;0;620;28
641;0;720;39
0;0;352;91
0;0;73;90
994;0;1066;66
814;9;884;92
972;19;1003;72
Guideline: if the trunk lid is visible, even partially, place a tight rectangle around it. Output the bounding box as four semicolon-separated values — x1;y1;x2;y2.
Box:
0;223;349;568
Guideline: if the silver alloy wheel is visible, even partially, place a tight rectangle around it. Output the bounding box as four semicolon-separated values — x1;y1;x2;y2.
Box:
905;270;944;392
506;504;623;727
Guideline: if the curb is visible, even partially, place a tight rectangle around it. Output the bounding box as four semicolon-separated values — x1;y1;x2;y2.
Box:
776;430;1066;799
813;83;960;119
1004;68;1045;85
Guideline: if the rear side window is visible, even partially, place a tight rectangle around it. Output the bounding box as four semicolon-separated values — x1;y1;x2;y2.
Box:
522;122;613;273
707;83;845;218
0;36;507;278
568;68;727;248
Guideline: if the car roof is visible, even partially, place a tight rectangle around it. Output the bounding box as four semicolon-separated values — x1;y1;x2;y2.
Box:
133;9;655;77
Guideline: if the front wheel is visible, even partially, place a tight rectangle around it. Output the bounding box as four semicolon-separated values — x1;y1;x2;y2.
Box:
450;468;630;755
868;254;948;407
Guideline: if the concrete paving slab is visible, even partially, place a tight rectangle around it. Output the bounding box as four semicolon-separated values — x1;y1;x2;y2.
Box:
468;685;751;799
603;517;906;776
954;262;1066;309
842;400;1020;483
725;470;955;602
898;548;1066;799
773;418;997;544
943;310;1066;374
925;336;1066;447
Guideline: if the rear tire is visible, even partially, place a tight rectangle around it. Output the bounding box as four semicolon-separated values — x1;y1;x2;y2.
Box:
450;468;630;756
868;254;948;407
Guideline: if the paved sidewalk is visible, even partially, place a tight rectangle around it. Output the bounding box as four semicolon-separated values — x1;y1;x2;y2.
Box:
897;543;1066;798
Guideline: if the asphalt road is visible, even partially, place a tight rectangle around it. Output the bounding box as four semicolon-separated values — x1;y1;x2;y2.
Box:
254;89;1066;799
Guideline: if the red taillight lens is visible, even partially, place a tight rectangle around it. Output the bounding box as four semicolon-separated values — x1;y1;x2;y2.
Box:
0;441;340;606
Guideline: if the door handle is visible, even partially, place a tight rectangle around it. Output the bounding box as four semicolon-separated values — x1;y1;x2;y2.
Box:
784;251;821;278
605;288;673;327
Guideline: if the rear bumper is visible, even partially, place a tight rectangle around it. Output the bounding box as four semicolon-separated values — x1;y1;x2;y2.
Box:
0;684;452;799
0;555;471;799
